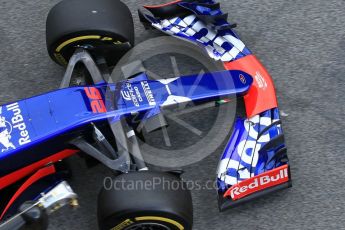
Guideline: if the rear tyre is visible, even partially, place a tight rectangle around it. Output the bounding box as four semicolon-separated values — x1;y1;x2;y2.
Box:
46;0;134;66
97;171;193;230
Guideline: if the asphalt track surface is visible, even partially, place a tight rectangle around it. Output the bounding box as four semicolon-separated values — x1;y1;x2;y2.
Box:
1;0;345;229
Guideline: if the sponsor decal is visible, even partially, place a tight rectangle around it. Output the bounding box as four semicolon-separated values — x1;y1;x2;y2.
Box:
224;165;289;200
84;87;107;113
0;103;32;152
255;71;268;90
141;81;156;106
134;87;144;103
121;81;155;107
121;83;142;107
239;74;246;84
6;103;31;146
121;91;131;101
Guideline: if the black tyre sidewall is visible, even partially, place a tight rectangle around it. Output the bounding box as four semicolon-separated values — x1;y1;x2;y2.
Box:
97;171;193;230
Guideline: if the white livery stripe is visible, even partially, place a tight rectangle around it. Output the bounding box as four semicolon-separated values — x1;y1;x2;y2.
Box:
205;28;217;41
191;21;206;32
225;175;237;185
221;53;233;62
183;15;197;25
229;47;241;60
185;28;197;36
162;95;191;107
223;35;246;52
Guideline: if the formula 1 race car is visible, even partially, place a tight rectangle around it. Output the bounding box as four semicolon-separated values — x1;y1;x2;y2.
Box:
0;0;291;229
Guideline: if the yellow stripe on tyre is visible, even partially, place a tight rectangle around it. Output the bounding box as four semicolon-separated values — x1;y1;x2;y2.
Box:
111;219;134;230
135;216;184;230
55;35;101;52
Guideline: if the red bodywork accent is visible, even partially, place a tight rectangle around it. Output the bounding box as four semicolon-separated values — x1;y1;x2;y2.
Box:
0;165;56;220
0;149;78;190
144;0;181;8
224;55;278;118
224;165;289;200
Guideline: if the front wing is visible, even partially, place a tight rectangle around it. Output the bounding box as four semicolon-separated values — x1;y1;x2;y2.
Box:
140;0;291;211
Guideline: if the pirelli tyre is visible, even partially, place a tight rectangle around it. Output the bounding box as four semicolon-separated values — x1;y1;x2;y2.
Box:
97;171;193;230
46;0;134;66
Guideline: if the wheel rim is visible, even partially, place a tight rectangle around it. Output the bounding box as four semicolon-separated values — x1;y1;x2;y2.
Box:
125;222;172;230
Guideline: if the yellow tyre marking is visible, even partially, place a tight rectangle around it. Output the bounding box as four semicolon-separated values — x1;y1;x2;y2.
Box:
111;219;134;230
113;40;124;45
102;37;113;41
135;216;184;230
53;53;67;65
55;35;101;52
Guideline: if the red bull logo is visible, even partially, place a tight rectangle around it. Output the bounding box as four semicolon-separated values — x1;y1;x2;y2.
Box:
6;103;31;146
0;103;32;153
224;165;289;201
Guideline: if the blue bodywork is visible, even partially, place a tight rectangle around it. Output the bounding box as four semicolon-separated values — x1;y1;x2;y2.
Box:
0;70;252;177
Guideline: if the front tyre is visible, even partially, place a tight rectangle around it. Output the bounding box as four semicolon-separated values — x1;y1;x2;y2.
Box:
97;171;193;230
46;0;134;66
